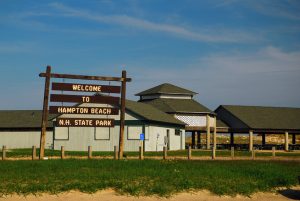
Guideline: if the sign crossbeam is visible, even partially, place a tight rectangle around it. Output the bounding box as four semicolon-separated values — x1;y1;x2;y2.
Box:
40;72;132;82
52;82;121;93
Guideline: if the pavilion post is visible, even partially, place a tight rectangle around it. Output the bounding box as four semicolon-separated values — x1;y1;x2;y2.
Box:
212;116;217;159
262;133;266;146
192;131;195;149
206;114;211;150
197;131;201;149
231;146;234;159
292;134;296;145
249;130;253;151
230;133;234;146
284;131;289;151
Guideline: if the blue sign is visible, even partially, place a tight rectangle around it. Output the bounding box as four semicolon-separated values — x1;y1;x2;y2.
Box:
140;133;145;140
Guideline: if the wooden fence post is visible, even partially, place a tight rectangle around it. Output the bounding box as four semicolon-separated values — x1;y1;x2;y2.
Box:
272;146;276;158
88;146;92;159
163;146;167;160
2;146;6;160
212;147;216;160
61;146;65;159
231;146;234;159
32;146;37;160
114;146;118;160
188;146;192;160
139;145;144;160
252;150;255;160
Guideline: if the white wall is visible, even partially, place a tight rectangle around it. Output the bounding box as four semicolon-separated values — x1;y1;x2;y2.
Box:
144;126;185;151
54;125;185;152
54;126;119;151
174;115;215;127
53;103;185;152
141;94;192;100
0;131;53;149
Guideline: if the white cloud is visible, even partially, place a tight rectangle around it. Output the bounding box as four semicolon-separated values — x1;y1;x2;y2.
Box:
126;46;300;109
45;2;257;43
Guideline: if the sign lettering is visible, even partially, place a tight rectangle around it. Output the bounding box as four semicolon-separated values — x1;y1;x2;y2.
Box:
50;94;120;104
52;82;121;93
82;96;90;103
56;118;115;127
49;106;119;115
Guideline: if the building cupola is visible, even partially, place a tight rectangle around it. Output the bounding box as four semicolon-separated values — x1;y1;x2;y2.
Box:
135;83;197;101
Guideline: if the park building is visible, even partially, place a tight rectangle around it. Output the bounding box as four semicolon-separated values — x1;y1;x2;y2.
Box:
0;100;186;152
0;83;299;152
136;83;221;150
52;100;185;152
215;105;300;151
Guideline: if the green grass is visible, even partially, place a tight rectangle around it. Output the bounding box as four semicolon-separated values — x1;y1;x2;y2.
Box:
0;160;299;197
2;148;300;158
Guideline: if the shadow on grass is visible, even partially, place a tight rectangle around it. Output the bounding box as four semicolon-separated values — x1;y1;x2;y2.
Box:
277;189;300;200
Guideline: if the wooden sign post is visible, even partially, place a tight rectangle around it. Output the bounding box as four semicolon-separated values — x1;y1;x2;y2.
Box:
39;66;51;159
118;71;126;160
39;66;131;160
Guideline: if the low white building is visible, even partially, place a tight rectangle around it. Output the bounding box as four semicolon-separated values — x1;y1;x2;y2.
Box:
53;100;185;151
0;100;185;152
0;110;54;149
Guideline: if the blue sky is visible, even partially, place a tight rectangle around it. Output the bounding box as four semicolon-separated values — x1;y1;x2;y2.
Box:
0;0;300;110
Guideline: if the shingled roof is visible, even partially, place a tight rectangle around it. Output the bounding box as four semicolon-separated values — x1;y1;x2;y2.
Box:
215;105;300;130
135;83;197;96
216;119;229;128
0;99;185;129
125;100;185;126
0;110;55;129
140;98;211;114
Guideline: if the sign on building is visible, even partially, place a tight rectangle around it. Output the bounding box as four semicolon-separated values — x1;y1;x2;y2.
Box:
39;66;131;160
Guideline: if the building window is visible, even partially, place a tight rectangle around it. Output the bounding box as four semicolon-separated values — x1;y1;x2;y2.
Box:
175;129;181;136
94;127;111;140
54;127;69;140
127;126;143;140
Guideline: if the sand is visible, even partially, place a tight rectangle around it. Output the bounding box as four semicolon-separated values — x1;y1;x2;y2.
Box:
1;187;299;201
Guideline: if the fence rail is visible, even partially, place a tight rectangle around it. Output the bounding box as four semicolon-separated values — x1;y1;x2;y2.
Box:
1;145;300;161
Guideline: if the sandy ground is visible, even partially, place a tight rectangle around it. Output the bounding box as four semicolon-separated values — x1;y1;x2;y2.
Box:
1;187;299;201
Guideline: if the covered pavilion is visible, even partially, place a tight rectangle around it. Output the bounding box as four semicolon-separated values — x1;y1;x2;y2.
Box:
215;105;300;151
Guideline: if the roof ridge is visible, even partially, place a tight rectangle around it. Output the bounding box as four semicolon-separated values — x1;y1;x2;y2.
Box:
221;105;300;110
159;98;178;112
125;100;185;125
135;83;197;96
